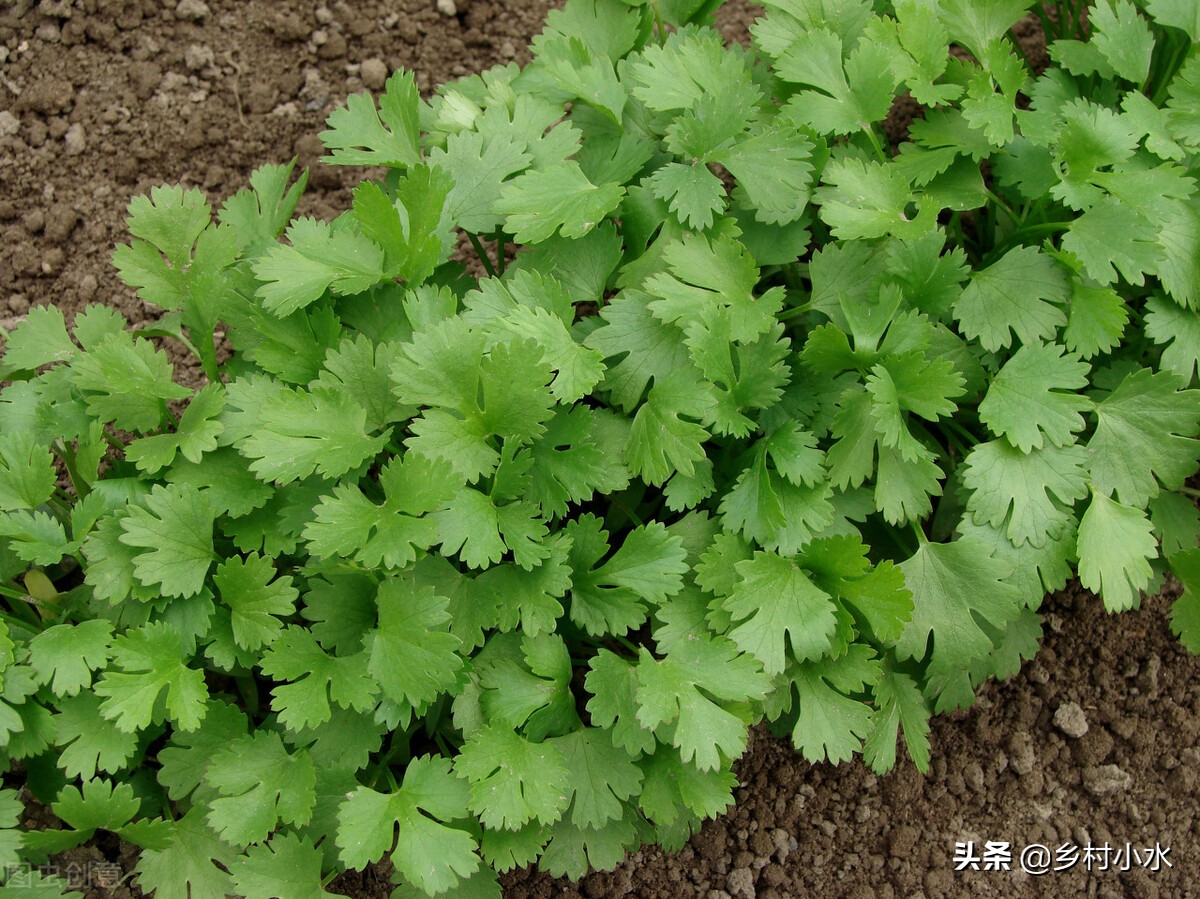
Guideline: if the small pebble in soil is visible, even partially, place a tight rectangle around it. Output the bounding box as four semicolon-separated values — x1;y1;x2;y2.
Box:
0;112;18;137
361;57;388;90
1054;701;1089;738
175;0;210;22
184;43;213;71
437;0;457;16
1083;764;1133;796
63;122;84;155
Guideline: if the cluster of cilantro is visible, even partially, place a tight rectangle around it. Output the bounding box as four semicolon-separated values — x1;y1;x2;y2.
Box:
1;0;1199;895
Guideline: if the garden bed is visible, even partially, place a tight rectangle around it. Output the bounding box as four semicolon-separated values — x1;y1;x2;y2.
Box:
0;1;1197;897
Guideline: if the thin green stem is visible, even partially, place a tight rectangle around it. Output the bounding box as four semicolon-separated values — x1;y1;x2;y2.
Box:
988;221;1072;260
467;232;497;278
911;521;929;547
863;125;888;163
777;301;814;322
1179;486;1200;500
985;189;1023;228
53;440;90;499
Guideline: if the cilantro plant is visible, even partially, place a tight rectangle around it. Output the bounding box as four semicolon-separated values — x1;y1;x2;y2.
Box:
2;0;1200;895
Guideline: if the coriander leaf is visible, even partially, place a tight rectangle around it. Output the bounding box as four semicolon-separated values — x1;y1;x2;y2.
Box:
1061;197;1161;286
1064;279;1128;358
455;725;570;831
644;233;781;344
28;619;113;697
233;385;388;485
953;247;1069;352
584;650;656;757
0;305;77;373
525;407;631;519
1077;490;1157;612
71;333;191;431
134;807;236;899
962;440;1088;547
1168;548;1200;652
496;162;625;244
428;129;531;234
566;516;688;637
1145;295;1200;381
777;29;895;135
118;484;215;598
634;636;771;771
367;578;463;708
722;551;839;674
231;832;329;899
712;123;815;225
815;158;936;241
1086;367;1200;506
205;732;316;847
51;693;138;780
583;290;691;412
213;554;297;652
480;633;578;740
0;432;56;512
551;727;643;830
788;644;881;765
646;162;725;231
252;217;386;317
313;335;414;432
978;342;1091;451
863;666;931;774
320;70;421;167
125;384;225;475
627;369;715;486
1091;0;1154;85
95;621;209;733
895;537;1024;676
260;627;377;731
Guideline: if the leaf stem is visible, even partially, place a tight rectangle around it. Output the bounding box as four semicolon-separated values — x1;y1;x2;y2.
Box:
466;232;498;278
988;221;1072;260
53;440;90;499
911;521;929;547
984;188;1022;228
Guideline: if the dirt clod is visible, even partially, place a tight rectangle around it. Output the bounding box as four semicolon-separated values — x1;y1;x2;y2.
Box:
1053;701;1089;738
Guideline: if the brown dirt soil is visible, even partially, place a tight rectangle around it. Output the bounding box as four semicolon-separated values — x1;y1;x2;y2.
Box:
1;2;1197;898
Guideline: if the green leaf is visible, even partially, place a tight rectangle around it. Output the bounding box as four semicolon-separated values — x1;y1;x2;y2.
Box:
646;162;725;231
95;622;209;733
496;162;625;244
1077;490;1157;612
551;727;643;830
134;808;237;899
231;832;330;899
1062;198;1161;286
118;484;215;598
0;433;56;512
320;70;421;167
205;731;316;845
978;342;1091;451
259;627;377;731
125;384;225;474
713;123;815;225
350;165;453;286
627;369;714;486
566;516;688;637
232;385;388;485
1168;548;1200;652
787;644;881;765
777;28;895;135
634;636;770;770
0;305;77;373
367;578;463;708
214;554;297;652
456;725;570;830
895;537;1024;676
252;218;386;317
1091;0;1154;85
72;333;191;431
1086;368;1200;506
28;619;113;697
584;651;656;757
863;666;930;773
954;247;1070;352
722;551;839;674
962;440;1088;548
815;158;936;240
51;693;138;780
1145;295;1200;381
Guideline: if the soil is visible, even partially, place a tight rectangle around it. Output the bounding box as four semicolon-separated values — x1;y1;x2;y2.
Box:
1;2;1197;898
